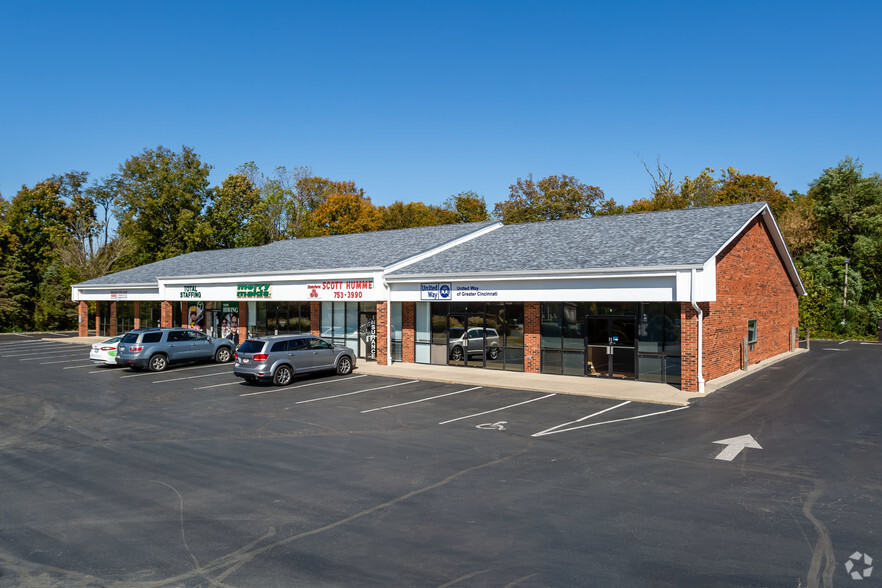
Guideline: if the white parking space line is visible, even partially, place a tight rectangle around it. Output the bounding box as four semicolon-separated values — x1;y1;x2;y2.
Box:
239;374;368;397
153;372;234;383
118;363;234;378
361;387;482;414
39;358;92;365
438;393;557;425
198;381;246;390
66;363;109;370
531;405;690;437
18;352;85;361
295;380;420;404
533;401;631;437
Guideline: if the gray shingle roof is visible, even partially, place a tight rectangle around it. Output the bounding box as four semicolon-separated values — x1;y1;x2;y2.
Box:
389;202;767;276
74;221;498;287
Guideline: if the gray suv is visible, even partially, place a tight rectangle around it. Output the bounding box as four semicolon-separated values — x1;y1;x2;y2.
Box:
116;327;234;372
233;335;356;385
448;327;500;361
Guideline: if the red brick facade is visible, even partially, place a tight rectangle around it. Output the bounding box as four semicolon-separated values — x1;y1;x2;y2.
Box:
376;302;389;365
524;301;541;374
680;217;800;391
402;302;416;363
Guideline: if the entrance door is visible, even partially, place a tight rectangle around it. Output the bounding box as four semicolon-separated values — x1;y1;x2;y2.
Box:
585;316;637;379
447;314;487;367
359;312;377;361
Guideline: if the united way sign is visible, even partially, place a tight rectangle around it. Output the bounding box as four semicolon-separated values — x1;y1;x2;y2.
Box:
420;283;451;300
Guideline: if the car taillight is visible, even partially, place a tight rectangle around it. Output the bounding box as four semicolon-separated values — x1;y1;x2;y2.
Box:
101;346;116;351
129;345;144;352
253;354;269;362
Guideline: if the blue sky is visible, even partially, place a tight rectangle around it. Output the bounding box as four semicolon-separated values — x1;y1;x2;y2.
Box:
2;1;880;210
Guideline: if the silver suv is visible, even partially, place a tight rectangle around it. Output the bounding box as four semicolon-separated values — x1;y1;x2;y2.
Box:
233;335;356;386
448;327;500;361
116;327;234;372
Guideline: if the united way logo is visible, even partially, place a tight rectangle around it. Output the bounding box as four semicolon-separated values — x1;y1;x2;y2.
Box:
420;283;451;300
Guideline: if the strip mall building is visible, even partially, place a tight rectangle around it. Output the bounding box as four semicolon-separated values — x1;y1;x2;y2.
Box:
72;202;805;393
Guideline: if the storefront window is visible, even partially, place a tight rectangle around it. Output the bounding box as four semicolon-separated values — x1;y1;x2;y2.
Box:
116;301;135;334
390;302;402;362
139;301;162;329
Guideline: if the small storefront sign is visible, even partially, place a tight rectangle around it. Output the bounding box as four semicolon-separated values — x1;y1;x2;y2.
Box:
237;284;272;298
454;284;499;298
306;280;374;300
110;290;128;300
420;283;451;300
180;285;202;299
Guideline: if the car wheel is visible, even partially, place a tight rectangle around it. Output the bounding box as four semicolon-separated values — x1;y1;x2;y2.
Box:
449;346;464;361
148;354;168;372
215;347;232;363
336;356;353;375
488;346;500;360
273;365;293;386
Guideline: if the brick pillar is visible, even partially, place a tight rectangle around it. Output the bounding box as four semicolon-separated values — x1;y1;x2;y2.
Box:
94;302;101;336
238;301;247;344
78;301;88;337
376;301;389;366
109;301;118;336
402;302;415;363
524;301;541;374
161;301;173;327
310;301;321;336
680;302;704;393
133;301;141;329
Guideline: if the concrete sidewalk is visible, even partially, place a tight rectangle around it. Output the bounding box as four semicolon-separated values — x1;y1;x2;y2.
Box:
48;336;806;406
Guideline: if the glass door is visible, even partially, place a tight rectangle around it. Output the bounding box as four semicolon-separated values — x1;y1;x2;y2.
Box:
447;314;486;367
359;312;377;361
585;316;637;379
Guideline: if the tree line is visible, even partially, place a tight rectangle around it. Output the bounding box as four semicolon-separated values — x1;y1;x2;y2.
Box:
0;145;879;338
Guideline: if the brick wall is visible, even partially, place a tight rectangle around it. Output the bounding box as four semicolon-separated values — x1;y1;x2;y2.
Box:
689;217;800;387
524;301;541;374
78;301;88;336
402;302;415;363
109;302;118;336
160;301;173;328
310;302;321;336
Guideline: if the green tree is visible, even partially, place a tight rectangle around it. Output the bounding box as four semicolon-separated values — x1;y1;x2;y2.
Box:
380;201;454;230
114;145;213;265
713;167;791;219
493;174;611;223
203;173;262;249
33;263;77;330
444;191;490;223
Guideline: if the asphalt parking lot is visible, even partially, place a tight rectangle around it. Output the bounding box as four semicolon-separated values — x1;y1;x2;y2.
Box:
0;334;879;587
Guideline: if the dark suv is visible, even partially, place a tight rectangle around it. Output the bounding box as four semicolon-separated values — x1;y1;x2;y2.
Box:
116;327;234;372
233;334;356;385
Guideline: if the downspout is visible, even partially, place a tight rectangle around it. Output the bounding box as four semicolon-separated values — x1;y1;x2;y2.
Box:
384;276;392;366
690;268;706;394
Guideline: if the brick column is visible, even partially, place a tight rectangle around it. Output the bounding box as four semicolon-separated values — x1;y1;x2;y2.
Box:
78;301;89;337
680;302;705;393
402;302;415;363
109;302;118;336
310;301;321;336
161;301;173;327
376;301;388;366
238;301;247;344
133;301;141;329
94;302;101;336
524;301;541;374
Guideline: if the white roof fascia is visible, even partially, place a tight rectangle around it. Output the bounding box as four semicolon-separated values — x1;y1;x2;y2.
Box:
710;203;806;296
158;267;385;284
383;222;504;274
385;264;704;283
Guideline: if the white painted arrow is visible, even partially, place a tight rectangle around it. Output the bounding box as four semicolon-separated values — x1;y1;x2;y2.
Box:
713;434;762;461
